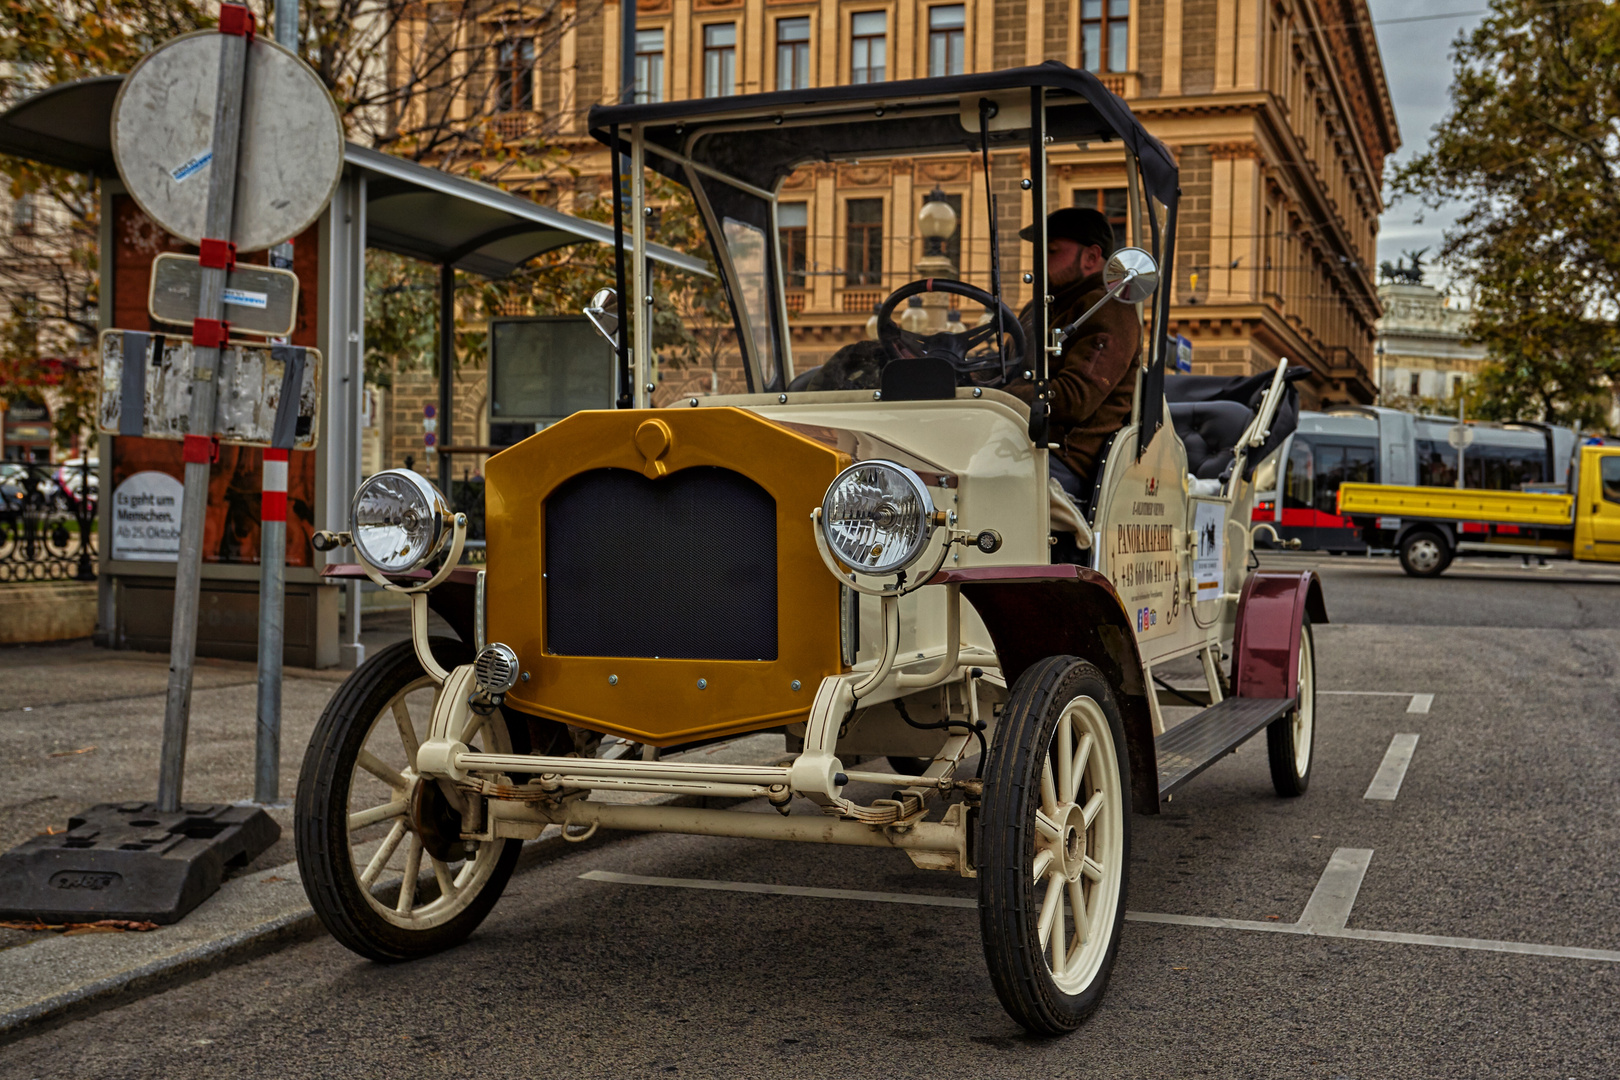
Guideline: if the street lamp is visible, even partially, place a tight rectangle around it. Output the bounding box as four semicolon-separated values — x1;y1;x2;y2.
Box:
914;186;959;332
918;186;958;257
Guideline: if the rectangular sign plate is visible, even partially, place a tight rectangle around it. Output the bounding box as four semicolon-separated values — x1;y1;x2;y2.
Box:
147;252;300;337
96;329;321;450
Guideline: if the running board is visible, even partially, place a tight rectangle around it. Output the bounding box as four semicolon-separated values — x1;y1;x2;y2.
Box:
1155;696;1296;799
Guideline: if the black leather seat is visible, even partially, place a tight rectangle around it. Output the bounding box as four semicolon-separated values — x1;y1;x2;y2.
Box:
1164;366;1307;482
1170;400;1253;480
786;365;820;392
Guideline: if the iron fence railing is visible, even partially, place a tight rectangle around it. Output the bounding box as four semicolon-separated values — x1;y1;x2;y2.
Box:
450;470;486;565
0;459;98;583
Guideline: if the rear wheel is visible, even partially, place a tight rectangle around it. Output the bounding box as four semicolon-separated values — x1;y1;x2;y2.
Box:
979;656;1130;1035
1267;617;1315;796
295;637;526;962
1399;529;1451;577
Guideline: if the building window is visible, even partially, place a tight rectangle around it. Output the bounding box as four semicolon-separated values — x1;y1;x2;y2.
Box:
928;5;966;77
779;202;809;288
704;23;737;98
10;194;34;236
1080;0;1130;74
495;38;534;112
845;198;884;286
851;12;887;84
1073;187;1128;249
777;17;811;91
635;29;665;103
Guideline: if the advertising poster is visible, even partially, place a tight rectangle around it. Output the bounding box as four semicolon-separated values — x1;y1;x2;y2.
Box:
108;195;320;566
110;438;317;565
1193;500;1225;602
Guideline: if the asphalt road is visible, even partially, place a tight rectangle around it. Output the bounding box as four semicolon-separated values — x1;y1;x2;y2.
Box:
5;552;1619;1078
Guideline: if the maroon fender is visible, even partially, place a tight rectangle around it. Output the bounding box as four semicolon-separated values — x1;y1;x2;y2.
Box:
321;563;481;645
929;564;1160;814
1230;571;1328;700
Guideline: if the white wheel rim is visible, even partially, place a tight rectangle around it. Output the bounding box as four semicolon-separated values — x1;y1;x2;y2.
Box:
344;675;511;930
1293;626;1314;775
1408;538;1440;571
1033;695;1124;996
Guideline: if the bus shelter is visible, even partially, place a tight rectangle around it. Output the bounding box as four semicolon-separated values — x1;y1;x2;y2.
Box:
0;75;705;668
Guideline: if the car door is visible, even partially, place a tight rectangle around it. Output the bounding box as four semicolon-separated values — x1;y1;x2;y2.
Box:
1588;450;1620;558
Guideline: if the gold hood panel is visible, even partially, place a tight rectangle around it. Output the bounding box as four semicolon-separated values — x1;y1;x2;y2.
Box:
484;407;849;745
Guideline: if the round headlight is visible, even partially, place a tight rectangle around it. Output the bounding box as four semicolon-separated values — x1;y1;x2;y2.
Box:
349;470;450;574
820;461;936;575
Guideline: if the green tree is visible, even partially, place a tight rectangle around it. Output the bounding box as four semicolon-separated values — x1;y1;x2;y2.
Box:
1389;0;1620;428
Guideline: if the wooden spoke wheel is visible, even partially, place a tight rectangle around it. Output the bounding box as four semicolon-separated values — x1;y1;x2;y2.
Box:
295;638;527;962
1267;615;1316;796
979;656;1131;1035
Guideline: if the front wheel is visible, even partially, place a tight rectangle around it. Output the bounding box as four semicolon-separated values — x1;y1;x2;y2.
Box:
978;657;1131;1035
295;637;526;962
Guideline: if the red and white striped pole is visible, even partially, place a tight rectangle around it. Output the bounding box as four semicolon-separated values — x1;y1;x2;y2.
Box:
254;447;289;804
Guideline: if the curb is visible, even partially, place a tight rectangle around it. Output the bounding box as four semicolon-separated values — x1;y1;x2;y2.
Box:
0;734;784;1044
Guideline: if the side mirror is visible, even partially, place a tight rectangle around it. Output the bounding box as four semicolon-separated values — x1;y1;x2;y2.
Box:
584;287;620;348
1104;247;1160;304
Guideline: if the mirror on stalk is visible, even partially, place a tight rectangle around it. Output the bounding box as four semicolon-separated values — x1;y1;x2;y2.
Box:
1104;247;1160;304
584;288;620;348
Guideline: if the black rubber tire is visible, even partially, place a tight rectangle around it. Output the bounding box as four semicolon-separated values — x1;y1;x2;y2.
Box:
295;637;526;962
978;656;1132;1035
1266;617;1315;797
1398;529;1452;577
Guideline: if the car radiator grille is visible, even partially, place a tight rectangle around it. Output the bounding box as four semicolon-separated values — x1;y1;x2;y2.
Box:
544;466;779;660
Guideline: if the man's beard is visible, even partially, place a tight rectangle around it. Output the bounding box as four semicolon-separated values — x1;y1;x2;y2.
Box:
1050;261;1085;288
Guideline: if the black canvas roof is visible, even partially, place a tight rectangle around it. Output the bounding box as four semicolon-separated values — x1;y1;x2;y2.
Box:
589;62;1178;212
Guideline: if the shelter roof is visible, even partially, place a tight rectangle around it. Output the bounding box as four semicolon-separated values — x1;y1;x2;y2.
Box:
0;75;707;278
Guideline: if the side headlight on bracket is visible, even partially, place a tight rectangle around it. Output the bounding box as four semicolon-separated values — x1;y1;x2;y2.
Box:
349;469;451;574
820;460;936;575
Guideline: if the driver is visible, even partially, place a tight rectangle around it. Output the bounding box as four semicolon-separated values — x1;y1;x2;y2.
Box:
1010;207;1141;503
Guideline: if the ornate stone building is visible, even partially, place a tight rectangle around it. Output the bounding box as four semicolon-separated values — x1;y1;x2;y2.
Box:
382;0;1399;459
1373;280;1486;408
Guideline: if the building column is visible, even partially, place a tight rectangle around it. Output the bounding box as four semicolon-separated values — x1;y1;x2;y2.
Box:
1162;0;1183;96
812;168;837;312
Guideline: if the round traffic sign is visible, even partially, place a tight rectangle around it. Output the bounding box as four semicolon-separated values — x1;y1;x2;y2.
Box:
1447;426;1475;448
111;32;344;253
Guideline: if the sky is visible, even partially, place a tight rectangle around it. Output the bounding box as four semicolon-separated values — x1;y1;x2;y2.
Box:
1368;1;1488;292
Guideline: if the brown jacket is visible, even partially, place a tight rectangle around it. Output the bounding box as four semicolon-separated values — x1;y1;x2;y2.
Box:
1011;272;1141;489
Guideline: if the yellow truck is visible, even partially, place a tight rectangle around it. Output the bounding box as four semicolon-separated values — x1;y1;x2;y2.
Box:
1338;443;1620;576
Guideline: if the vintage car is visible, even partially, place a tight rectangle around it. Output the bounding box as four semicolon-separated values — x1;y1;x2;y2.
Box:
297;63;1323;1035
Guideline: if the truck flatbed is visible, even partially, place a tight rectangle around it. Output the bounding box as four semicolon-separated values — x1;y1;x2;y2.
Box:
1337;483;1574;529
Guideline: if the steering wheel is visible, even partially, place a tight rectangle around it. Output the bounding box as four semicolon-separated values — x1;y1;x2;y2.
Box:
875;279;1026;385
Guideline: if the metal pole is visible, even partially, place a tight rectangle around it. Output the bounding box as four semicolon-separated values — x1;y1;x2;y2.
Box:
252;0;299;806
157;20;251;813
254;448;287;803
438;262;454;496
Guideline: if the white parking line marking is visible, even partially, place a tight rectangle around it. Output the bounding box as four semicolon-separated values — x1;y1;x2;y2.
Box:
581;851;1620;965
1319;691;1434;713
1365;734;1421;801
579;869;976;909
1298;848;1373;932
